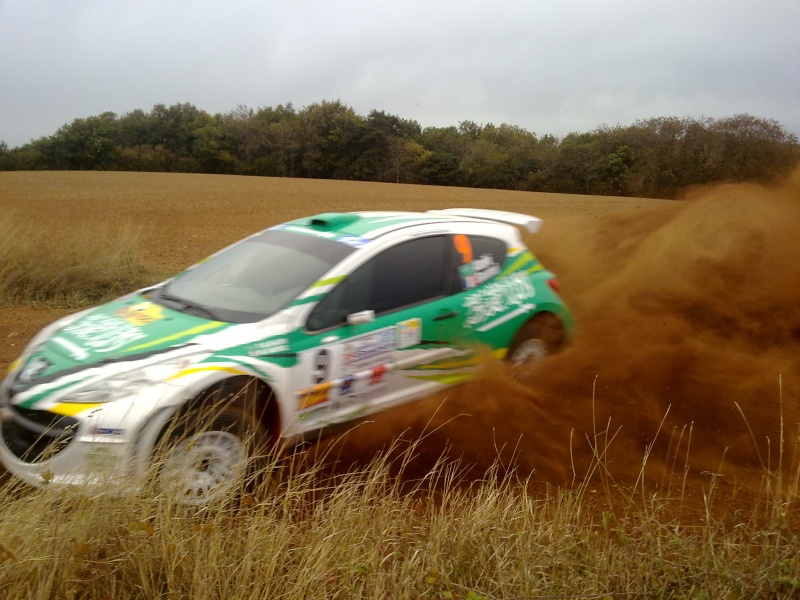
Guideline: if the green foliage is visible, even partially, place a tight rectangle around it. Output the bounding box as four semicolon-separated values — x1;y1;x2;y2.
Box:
4;101;798;198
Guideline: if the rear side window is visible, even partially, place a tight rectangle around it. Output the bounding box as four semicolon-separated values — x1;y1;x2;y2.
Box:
449;234;507;291
307;236;448;331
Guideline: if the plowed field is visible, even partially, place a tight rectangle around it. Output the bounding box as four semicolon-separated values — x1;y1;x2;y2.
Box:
2;170;799;517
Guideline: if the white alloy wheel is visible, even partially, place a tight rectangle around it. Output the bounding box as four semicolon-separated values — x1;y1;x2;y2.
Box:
160;431;245;505
508;338;549;365
506;313;566;367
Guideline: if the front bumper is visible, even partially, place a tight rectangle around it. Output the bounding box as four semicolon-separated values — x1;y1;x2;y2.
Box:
0;379;179;491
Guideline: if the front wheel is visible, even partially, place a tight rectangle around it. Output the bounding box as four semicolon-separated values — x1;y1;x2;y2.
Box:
506;313;567;366
158;401;271;505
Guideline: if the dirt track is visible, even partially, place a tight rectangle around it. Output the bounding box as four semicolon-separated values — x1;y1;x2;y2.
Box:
2;171;799;510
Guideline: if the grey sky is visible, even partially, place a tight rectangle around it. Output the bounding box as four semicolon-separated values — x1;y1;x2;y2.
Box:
1;0;798;148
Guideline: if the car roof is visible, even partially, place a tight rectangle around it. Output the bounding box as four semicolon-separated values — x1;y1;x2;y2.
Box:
279;209;542;241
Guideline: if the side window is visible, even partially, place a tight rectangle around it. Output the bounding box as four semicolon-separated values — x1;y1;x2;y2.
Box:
307;236;448;331
450;234;507;292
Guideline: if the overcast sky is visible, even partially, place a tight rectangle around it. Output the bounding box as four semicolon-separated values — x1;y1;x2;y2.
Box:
1;0;798;149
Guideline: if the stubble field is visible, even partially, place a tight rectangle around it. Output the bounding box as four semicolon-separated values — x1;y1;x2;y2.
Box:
1;170;799;598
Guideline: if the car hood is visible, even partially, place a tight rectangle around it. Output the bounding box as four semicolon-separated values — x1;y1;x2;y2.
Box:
14;294;231;387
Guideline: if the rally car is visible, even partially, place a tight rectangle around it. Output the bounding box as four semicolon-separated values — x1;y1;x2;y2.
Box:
1;208;572;503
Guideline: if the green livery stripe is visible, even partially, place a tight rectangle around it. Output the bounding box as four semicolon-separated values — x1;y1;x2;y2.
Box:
290;294;324;307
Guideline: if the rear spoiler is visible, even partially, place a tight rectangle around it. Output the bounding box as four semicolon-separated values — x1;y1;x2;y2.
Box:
427;208;542;233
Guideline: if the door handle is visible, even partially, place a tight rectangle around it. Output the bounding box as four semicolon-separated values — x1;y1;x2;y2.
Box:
433;310;458;322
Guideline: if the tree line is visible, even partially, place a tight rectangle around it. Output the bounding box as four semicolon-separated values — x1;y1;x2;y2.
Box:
1;100;797;198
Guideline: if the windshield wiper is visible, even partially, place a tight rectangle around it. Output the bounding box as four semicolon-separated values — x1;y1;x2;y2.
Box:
155;290;224;322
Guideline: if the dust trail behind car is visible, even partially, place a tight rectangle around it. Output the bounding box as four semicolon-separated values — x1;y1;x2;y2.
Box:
317;168;800;491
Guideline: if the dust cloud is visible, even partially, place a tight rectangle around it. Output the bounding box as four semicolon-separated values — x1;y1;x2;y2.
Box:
314;170;800;491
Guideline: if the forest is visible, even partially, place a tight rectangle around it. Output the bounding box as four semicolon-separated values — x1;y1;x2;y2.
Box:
1;100;797;198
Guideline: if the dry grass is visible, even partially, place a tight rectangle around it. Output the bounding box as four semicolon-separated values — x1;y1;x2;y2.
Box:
0;442;797;600
0;211;162;306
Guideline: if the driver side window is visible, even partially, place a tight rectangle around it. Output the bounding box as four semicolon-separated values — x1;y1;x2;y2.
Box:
307;236;447;331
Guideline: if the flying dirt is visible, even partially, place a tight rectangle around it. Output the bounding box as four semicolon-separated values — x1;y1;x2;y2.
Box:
314;170;800;492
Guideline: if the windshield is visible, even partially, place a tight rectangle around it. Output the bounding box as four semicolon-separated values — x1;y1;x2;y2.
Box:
152;229;355;323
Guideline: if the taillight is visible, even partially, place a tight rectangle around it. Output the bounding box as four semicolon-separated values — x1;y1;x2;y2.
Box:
547;278;561;295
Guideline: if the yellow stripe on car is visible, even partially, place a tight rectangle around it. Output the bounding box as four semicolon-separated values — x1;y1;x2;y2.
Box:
311;275;345;288
50;402;103;417
167;365;249;381
416;349;506;370
124;321;225;352
406;372;477;386
416;355;482;370
506;250;534;273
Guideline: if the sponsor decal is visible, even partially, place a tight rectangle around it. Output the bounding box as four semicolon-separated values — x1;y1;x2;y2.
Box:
114;302;165;326
296;362;395;404
369;365;387;385
453;235;501;289
61;314;146;354
336;235;371;248
462;272;536;328
340;374;355;395
397;318;422;349
344;328;395;371
297;327;397;411
248;338;290;356
51;336;89;360
458;254;501;289
344;329;395;396
299;388;329;410
89;426;127;436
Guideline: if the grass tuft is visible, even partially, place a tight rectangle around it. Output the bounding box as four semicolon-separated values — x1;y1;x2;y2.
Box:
0;211;164;307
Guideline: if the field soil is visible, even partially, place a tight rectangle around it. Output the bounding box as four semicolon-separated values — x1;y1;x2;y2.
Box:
2;171;799;521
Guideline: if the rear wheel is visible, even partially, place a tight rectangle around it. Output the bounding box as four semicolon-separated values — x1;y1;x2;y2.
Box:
506;313;566;366
157;384;273;505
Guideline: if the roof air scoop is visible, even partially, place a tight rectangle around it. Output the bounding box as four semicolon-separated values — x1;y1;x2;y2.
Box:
308;213;360;230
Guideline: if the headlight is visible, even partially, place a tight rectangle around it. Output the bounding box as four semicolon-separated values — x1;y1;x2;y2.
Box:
61;378;150;404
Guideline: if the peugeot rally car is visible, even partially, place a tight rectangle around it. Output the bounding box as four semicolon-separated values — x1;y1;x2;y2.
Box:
1;208;572;502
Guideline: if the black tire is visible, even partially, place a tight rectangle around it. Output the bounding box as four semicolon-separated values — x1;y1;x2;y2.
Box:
156;383;273;505
506;312;567;366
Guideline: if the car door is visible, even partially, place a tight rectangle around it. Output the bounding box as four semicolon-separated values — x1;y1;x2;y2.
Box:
291;235;466;429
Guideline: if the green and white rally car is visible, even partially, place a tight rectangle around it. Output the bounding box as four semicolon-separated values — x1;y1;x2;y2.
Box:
1;208;572;501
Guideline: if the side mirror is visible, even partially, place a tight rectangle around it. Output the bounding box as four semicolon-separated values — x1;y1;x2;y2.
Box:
346;310;375;326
